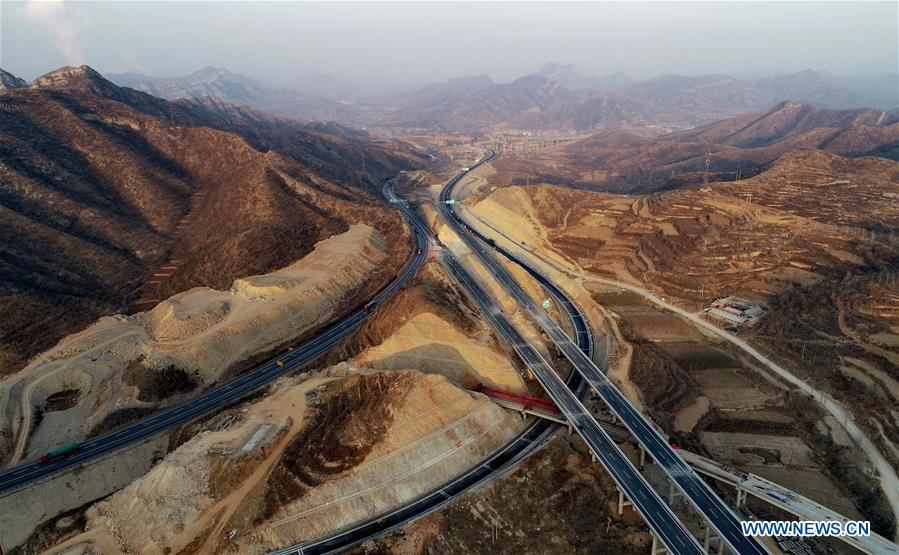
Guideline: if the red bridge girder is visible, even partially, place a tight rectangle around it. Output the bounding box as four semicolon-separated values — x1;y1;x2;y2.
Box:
473;384;561;414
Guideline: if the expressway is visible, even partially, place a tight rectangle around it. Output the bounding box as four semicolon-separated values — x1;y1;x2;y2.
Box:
0;195;430;494
433;227;703;555
385;174;703;553
678;450;899;555
441;151;770;555
278;174;704;554
268;178;593;555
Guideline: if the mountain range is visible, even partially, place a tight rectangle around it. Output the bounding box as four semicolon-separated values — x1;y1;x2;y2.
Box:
375;65;896;132
99;63;896;132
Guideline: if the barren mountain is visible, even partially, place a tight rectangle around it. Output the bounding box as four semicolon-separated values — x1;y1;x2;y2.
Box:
107;64;895;133
107;66;364;122
0;65;419;378
616;69;881;119
671;100;898;149
0;69;26;91
108;66;268;101
534;63;635;91
492;101;898;193
371;66;894;132
374;73;671;132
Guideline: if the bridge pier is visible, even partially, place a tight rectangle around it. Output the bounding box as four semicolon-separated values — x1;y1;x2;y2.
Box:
639;443;648;468
650;533;668;555
667;481;684;506
703;526;725;554
735;487;746;509
617;488;633;516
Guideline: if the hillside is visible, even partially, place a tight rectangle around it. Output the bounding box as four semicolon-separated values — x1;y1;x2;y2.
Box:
490;101;899;193
0;65;419;378
462;150;899;533
2;257;536;553
670;100;898;149
0;225;392;467
0;69;26;91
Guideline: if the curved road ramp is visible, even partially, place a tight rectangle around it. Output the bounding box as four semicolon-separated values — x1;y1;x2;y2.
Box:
440;153;770;555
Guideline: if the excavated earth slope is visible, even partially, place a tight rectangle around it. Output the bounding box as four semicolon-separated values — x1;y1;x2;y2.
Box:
47;370;520;554
0;225;389;466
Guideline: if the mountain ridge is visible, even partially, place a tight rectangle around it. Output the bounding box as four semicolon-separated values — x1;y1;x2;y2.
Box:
0;65;424;378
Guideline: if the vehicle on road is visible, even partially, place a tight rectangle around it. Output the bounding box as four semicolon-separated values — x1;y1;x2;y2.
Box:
38;442;80;463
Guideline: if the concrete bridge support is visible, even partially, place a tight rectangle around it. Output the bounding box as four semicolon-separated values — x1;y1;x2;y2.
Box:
703;526;725;554
650;533;668;555
735;487;747;510
617;488;633;516
668;480;685;506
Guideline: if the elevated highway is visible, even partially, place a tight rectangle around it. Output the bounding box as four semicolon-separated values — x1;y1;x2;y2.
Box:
269;178;595;555
440;151;769;555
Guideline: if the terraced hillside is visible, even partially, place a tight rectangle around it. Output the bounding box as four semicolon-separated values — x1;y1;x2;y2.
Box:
463;148;899;535
472;149;898;301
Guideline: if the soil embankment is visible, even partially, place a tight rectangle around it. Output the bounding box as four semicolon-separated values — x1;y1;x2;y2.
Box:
0;225;389;466
43;371;520;554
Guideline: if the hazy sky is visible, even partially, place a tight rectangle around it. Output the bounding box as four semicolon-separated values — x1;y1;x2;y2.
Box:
3;1;897;87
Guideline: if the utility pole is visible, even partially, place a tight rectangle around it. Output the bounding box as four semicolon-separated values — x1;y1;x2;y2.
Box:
703;151;711;189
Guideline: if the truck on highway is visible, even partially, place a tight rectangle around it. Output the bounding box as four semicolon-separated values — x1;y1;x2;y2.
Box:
38;442;80;463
